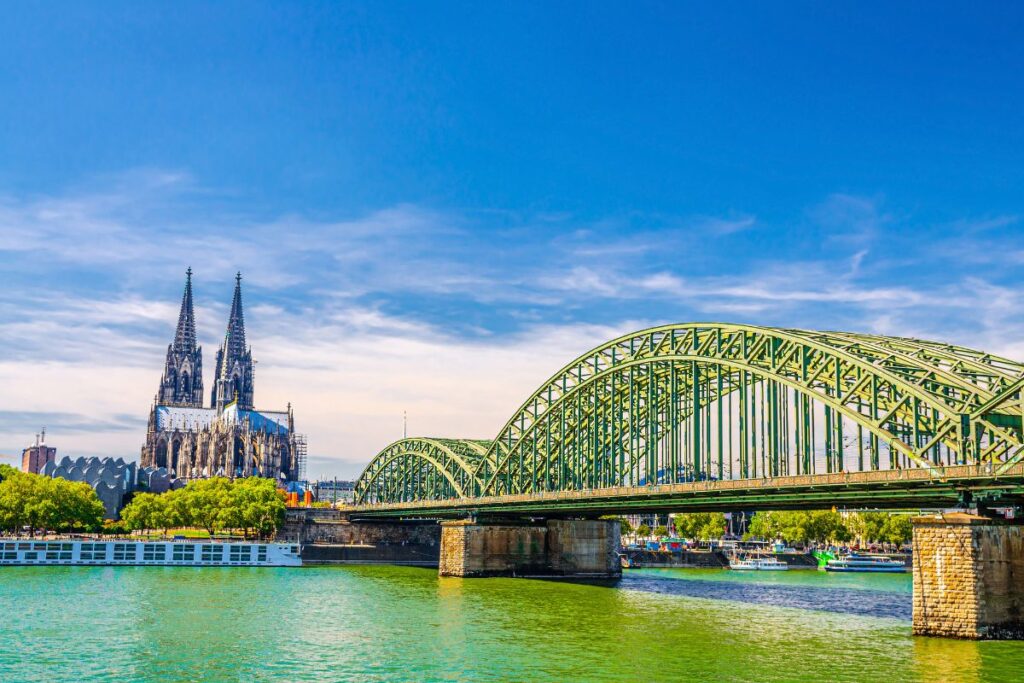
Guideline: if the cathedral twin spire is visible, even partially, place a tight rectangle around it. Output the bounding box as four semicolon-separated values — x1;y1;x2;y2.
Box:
212;272;255;412
157;268;204;407
172;267;198;353
157;269;255;413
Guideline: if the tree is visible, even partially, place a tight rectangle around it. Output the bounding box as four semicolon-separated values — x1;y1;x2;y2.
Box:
653;525;668;538
0;471;103;535
49;478;104;532
672;512;726;541
227;477;286;539
179;477;233;535
746;511;781;541
880;514;913;545
805;510;851;544
121;492;162;534
122;477;286;538
746;510;851;545
847;512;913;546
850;511;888;543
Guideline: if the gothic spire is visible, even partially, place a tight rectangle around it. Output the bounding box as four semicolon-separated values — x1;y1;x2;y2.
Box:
173;267;197;352
212;272;255;412
157;267;204;407
223;271;247;358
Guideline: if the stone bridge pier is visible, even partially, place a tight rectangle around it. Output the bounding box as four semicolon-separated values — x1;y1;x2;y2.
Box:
913;512;1024;639
439;518;621;578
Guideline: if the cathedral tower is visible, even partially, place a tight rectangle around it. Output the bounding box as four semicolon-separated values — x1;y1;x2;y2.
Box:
156;268;204;406
212;272;255;412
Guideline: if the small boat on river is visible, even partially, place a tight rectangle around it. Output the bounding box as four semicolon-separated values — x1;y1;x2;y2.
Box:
823;553;907;573
729;556;789;571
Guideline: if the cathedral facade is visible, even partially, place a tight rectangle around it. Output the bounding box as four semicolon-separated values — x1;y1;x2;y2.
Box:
140;270;305;482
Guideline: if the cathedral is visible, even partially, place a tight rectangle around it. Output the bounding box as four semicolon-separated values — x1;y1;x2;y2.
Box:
140;270;306;482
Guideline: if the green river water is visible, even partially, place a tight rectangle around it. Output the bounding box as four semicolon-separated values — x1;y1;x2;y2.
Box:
3;565;1024;682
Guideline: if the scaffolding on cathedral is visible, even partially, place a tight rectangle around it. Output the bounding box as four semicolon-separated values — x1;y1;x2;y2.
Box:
293;434;308;483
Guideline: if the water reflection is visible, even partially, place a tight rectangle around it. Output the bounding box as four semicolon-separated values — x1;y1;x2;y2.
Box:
619;571;911;619
912;636;982;683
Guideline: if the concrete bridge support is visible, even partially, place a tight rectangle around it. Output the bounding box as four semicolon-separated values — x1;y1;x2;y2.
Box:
439;518;621;578
913;513;1024;639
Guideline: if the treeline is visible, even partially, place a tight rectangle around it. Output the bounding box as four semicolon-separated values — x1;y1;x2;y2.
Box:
0;465;105;535
746;510;912;545
120;477;285;538
665;510;912;545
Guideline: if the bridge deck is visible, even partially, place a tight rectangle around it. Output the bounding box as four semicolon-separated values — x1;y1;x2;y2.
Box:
346;463;1024;518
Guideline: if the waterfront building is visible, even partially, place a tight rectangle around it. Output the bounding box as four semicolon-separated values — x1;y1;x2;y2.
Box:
311;479;356;504
21;430;56;474
140;270;306;482
39;456;185;519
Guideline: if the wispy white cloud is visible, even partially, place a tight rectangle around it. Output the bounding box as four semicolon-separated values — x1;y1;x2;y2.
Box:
807;193;890;248
1;173;1021;475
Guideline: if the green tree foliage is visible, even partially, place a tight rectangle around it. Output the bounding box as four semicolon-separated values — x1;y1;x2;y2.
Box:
746;511;780;540
881;514;913;545
0;470;104;535
653;525;668;538
746;510;851;544
848;511;913;545
120;477;286;538
672;512;726;541
226;477;287;538
120;492;166;534
636;523;652;538
183;477;234;535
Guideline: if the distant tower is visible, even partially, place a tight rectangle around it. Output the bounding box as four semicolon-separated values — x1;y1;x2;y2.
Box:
212;272;255;412
21;429;57;474
156;268;204;406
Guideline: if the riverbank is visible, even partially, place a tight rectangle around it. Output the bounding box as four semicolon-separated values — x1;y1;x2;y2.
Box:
621;548;821;569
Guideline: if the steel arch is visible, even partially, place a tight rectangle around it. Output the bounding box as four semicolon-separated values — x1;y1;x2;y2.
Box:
354;438;493;503
354;323;1024;504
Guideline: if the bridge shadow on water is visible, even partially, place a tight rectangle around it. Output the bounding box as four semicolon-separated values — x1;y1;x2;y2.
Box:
540;573;911;621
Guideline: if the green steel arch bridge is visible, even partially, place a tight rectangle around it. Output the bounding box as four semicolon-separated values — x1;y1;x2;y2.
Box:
351;323;1024;518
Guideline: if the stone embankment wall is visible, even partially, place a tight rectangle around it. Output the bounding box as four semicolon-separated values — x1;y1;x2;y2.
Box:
622;550;820;569
283;509;441;566
623;550;728;568
439;519;621;578
913;513;1024;639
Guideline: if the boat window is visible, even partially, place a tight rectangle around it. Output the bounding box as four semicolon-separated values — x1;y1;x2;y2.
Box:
143;545;166;561
172;545;194;561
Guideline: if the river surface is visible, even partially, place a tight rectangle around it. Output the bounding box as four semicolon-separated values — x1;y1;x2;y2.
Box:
3;565;1024;682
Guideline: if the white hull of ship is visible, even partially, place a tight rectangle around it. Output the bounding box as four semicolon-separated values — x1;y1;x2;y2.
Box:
0;540;302;567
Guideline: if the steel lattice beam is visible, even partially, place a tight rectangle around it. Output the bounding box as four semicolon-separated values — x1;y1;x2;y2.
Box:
353;323;1024;508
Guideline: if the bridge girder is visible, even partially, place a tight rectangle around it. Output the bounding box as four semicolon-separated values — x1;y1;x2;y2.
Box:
354;323;1024;506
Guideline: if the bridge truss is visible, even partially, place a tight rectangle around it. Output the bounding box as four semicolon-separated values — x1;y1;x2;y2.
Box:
354;324;1024;512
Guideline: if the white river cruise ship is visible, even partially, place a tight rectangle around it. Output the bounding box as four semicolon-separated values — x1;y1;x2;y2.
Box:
0;540;302;567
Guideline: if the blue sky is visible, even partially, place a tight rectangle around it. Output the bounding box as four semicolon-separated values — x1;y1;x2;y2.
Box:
1;3;1022;477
